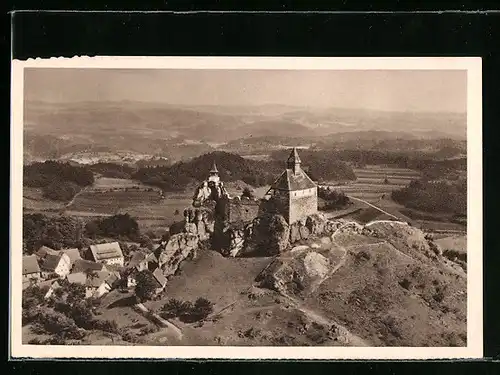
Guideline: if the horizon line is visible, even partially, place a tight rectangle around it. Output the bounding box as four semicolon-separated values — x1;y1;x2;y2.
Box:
23;99;467;115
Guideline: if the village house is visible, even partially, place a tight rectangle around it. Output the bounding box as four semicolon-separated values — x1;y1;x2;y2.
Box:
152;268;168;295
39;253;71;279
38;279;62;300
266;148;318;224
86;242;125;267
35;245;59;258
67;270;119;298
22;255;42;288
125;252;159;288
57;248;82;268
72;258;108;274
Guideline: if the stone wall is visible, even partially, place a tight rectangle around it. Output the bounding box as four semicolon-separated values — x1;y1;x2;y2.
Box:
227;198;261;225
289;191;318;224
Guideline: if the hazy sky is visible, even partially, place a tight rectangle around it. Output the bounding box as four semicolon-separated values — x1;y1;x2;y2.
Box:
24;68;467;113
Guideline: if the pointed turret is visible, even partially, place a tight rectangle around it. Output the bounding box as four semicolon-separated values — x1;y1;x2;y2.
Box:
208;161;220;184
286;147;302;175
210;161;219;174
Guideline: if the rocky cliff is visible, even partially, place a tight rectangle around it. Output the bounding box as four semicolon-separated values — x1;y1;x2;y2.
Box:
155;205;215;278
221;212;346;257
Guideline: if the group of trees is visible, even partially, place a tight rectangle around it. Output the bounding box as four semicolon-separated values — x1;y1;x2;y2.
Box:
160;297;214;323
23;282;119;344
317;187;350;210
23;213;86;254
392;179;466;215
85;213;140;240
24;161;95;201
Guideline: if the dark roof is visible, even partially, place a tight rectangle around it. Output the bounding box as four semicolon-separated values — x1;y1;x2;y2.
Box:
72;259;106;273
287;147;302;165
67;272;87;285
89;242;124;261
86;271;112;288
23;255;40;275
40;254;63;272
59;248;81;264
271;169;317;192
152;268;167;288
36;246;59;258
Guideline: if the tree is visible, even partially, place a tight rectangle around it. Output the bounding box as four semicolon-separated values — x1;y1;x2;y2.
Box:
134;270;159;302
241;187;254;199
191;297;214;321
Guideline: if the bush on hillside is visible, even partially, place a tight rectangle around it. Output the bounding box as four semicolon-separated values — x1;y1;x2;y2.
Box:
42;180;81;201
134;270;159;302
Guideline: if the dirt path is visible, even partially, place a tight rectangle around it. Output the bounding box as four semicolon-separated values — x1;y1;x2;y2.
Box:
134;303;183;340
347;196;403;221
65;185;90;209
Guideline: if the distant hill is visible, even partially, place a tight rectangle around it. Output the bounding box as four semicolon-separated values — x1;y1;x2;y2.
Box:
132;150;356;191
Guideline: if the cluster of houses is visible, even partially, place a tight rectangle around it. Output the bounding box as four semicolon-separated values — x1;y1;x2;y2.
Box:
22;242;168;300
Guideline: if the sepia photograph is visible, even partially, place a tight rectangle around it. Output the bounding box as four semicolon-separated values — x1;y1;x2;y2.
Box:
10;57;482;359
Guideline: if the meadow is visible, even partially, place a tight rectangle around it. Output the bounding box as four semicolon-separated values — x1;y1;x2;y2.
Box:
322;166;420;203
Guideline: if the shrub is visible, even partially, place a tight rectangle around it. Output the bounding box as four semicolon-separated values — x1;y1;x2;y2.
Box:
94;319;119;333
139;324;158;336
191;298;214;321
121;331;141;343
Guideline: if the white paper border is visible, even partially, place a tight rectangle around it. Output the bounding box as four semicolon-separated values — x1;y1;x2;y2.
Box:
10;56;483;360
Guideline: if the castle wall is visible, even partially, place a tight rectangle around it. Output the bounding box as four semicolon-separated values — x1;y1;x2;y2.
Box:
288;189;318;224
228;199;260;224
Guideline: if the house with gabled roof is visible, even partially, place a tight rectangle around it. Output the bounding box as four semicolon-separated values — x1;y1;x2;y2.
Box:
86;242;124;267
40;253;71;279
58;248;82;267
266;148;318;224
67;270;118;298
35;245;59;259
125;252;160;288
22;255;41;284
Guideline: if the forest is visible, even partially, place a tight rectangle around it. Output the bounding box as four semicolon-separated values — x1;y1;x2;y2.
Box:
23;161;95;201
392;179;467;215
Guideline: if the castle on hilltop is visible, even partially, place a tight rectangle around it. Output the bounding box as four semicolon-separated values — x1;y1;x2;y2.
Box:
266;148;318;224
191;148;318;226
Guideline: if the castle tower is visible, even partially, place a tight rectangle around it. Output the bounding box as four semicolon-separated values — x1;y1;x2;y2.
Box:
267;148;318;224
208;161;220;184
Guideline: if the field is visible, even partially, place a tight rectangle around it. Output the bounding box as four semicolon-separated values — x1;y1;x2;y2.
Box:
60;177;191;231
324;166;421;203
23;187;67;212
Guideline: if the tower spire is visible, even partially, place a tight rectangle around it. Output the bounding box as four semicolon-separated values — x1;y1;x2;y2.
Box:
210;161;219;174
286;147;302;174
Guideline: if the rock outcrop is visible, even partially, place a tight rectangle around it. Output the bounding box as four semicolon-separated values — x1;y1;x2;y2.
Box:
224;212;340;257
256;247;343;297
156;233;200;278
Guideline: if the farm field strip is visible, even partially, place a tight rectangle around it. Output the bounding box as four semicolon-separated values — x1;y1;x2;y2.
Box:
353;167;421;175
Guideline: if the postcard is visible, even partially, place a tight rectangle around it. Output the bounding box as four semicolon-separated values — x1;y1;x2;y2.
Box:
10;56;482;359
